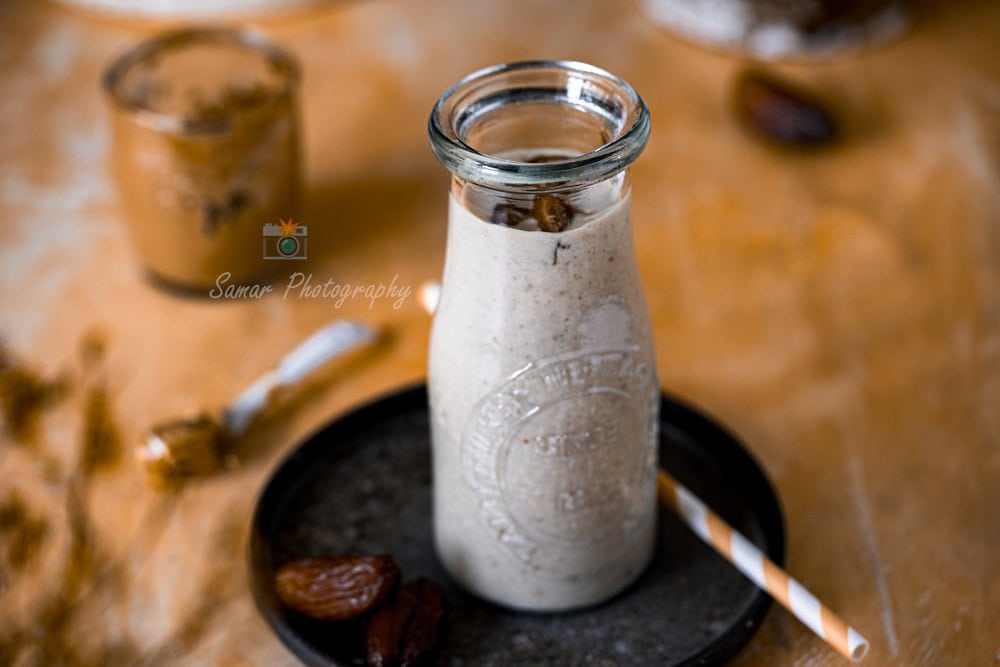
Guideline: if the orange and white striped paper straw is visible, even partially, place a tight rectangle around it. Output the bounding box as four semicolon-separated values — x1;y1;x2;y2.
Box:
657;469;870;662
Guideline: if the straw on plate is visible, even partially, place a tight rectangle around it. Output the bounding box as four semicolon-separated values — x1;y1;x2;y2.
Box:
657;469;870;662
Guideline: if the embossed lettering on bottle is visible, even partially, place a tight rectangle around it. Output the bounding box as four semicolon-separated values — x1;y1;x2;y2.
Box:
462;348;658;577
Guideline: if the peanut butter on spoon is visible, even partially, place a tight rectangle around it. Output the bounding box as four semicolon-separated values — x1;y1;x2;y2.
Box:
137;321;376;488
139;414;232;488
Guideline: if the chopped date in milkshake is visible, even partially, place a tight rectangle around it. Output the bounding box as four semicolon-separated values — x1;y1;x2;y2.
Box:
487;195;576;232
490;203;529;227
532;195;574;232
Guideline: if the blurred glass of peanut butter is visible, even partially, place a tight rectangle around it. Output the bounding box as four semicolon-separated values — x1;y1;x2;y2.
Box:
103;29;301;290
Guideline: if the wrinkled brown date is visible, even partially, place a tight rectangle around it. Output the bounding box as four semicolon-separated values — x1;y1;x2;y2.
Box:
365;590;412;667
367;578;447;667
490;196;575;233
275;555;401;621
531;195;574;232
734;69;837;146
400;579;447;665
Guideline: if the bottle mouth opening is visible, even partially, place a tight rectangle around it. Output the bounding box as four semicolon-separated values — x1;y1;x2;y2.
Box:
429;61;650;191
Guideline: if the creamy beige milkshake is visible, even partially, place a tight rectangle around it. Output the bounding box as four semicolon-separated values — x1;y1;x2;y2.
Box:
428;61;657;611
429;188;658;610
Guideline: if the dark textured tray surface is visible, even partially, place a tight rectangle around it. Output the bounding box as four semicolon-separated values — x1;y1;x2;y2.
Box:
250;384;784;667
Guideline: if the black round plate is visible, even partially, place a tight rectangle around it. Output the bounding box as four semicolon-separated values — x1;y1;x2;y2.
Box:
250;383;784;666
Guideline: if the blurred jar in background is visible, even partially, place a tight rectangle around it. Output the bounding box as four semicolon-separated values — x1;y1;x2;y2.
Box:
641;0;910;59
103;28;301;290
59;0;326;21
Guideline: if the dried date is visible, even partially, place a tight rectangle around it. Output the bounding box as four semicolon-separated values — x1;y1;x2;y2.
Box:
400;579;446;666
733;69;837;146
365;589;411;667
275;555;401;621
366;578;447;667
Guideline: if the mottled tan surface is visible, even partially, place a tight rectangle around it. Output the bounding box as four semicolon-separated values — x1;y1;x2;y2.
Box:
1;1;998;665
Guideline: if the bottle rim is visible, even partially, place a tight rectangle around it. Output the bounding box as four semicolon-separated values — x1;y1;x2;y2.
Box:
428;60;650;190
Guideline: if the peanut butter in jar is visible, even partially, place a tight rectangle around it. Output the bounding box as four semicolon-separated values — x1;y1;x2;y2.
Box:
103;29;301;290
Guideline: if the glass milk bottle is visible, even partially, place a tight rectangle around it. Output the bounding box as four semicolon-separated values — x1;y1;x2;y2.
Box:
427;61;659;612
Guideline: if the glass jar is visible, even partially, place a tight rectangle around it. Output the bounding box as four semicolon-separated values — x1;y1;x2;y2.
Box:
427;61;659;611
103;28;301;290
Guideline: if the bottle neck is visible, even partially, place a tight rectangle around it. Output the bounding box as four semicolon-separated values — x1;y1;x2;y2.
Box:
429;61;649;192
